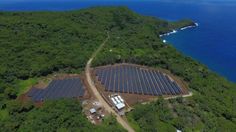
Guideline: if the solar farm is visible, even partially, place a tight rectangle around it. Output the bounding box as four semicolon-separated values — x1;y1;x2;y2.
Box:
27;78;85;102
95;64;186;96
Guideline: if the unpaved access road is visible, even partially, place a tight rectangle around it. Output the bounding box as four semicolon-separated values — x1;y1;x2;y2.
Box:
85;32;135;132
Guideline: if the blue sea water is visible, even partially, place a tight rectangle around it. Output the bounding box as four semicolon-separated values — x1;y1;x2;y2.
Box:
0;0;235;82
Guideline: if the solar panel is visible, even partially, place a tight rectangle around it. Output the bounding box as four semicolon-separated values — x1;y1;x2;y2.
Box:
144;70;155;95
158;74;171;94
126;66;132;93
64;79;75;97
130;66;138;94
173;82;182;94
114;67;119;92
109;67;115;92
27;78;85;102
101;69;107;84
123;65;128;93
138;69;147;94
95;64;184;96
146;71;158;96
44;80;59;99
61;80;71;97
149;71;162;95
51;80;64;99
161;74;175;95
105;67;111;88
164;76;178;94
97;69;102;81
134;67;143;94
77;80;84;97
119;66;123;92
120;66;125;93
152;72;160;88
28;88;40;97
33;89;45;101
155;72;169;94
116;66;120;92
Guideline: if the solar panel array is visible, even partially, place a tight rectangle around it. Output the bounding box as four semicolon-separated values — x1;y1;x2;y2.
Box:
27;78;85;102
95;64;183;96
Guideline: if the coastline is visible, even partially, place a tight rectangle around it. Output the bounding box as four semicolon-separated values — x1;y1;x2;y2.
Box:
159;22;198;37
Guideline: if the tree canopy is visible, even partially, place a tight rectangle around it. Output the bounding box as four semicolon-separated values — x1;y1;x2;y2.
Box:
0;99;126;132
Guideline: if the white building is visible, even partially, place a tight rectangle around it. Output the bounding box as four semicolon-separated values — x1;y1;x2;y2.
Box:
89;108;96;114
110;94;125;110
116;103;125;110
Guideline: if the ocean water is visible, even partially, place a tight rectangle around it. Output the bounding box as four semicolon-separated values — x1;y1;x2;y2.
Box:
0;0;235;82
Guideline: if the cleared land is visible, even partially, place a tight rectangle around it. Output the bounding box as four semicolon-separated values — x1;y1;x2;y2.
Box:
95;64;188;96
26;77;87;102
85;33;135;132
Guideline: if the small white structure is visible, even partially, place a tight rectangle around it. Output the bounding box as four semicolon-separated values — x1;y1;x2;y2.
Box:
92;101;101;106
116;103;125;110
110;94;126;110
118;96;124;102
89;108;96;114
111;98;118;105
115;97;121;103
177;129;182;132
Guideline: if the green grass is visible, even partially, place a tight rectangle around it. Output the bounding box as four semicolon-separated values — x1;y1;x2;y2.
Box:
126;115;141;132
157;121;176;132
127;112;176;132
16;78;38;96
0;109;9;121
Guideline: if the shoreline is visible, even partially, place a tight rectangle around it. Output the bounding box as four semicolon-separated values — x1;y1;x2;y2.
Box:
159;22;198;37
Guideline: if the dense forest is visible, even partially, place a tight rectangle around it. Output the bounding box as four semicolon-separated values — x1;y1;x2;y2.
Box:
0;7;235;131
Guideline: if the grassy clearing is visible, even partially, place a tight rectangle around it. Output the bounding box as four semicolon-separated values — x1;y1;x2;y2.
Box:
0;109;9;121
127;114;176;132
16;78;38;96
157;121;176;132
126;115;141;132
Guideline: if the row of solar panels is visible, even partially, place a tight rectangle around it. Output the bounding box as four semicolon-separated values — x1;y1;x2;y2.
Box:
95;65;183;96
27;78;85;102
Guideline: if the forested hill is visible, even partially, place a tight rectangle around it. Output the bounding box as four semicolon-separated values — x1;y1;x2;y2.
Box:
0;6;235;131
0;7;192;101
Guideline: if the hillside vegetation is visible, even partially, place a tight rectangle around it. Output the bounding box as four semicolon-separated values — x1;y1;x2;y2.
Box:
92;7;236;132
0;7;235;131
0;99;125;132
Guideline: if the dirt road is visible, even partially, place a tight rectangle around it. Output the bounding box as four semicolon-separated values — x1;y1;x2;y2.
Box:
85;33;135;132
164;92;193;100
